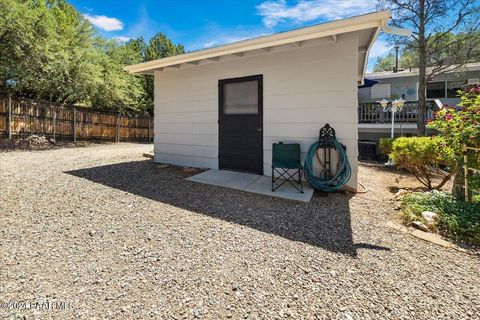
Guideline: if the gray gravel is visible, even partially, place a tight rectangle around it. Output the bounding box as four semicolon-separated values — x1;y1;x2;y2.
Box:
1;143;479;319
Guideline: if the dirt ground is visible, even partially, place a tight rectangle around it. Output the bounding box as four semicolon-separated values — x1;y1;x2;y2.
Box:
0;143;478;319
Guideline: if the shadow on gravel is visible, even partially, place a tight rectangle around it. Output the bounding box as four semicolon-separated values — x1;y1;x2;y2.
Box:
65;160;390;257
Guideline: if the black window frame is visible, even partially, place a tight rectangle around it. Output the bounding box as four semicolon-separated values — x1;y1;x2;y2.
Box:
426;81;446;99
446;81;464;98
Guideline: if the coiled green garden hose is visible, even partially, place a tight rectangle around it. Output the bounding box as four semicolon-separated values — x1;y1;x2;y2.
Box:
304;138;351;192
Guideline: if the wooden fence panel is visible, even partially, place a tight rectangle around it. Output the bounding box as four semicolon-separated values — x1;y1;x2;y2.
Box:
0;97;153;142
119;116;151;141
55;106;74;138
75;110;117;140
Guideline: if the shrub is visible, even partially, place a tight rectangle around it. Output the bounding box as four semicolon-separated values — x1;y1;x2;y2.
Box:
379;137;395;155
428;87;480;151
402;191;480;245
428;86;480;200
390;136;455;190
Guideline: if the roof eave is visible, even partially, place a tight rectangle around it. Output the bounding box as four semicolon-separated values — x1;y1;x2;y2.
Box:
359;26;382;85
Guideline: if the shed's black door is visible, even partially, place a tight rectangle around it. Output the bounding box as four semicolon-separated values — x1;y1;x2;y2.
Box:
219;75;263;174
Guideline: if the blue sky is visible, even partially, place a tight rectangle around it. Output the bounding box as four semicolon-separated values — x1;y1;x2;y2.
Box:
71;0;391;71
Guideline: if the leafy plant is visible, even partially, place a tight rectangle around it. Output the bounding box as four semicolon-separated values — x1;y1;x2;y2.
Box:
379;137;395;155
428;85;480;200
390;136;456;189
402;191;480;245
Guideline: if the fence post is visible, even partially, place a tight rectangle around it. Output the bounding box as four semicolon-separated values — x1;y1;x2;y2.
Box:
7;96;12;140
116;113;120;143
36;104;39;134
148;116;151;143
379;104;385;123
73;107;76;142
53;107;56;141
464;144;469;202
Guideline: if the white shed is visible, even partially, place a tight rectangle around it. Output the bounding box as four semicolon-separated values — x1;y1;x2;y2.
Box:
125;11;395;191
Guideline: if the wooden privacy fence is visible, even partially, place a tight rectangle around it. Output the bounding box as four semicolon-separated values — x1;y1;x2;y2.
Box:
0;97;153;142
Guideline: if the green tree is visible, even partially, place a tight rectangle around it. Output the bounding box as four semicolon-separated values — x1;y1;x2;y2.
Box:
373;48;418;72
89;38;147;115
0;0;100;103
398;48;418;69
0;0;53;96
0;0;185;116
126;37;147;63
42;0;101;104
373;52;395;72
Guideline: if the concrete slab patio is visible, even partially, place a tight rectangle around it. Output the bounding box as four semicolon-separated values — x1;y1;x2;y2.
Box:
186;169;314;202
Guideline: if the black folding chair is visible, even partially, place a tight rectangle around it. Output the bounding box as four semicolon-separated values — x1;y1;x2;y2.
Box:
272;142;304;193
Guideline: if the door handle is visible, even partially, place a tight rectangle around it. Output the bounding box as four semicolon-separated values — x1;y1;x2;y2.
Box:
256;128;262;132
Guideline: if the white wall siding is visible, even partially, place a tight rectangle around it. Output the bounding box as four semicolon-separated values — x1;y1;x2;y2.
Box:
154;38;359;188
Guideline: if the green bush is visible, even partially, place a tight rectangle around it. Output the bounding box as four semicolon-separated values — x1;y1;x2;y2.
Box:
379;137;395;155
428;86;480;200
402;191;480;245
390;137;456;190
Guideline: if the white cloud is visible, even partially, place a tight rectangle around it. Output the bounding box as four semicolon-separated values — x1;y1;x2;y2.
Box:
122;7;181;42
113;36;131;43
199;33;271;49
257;0;377;28
83;14;124;31
202;41;218;48
186;21;270;51
366;39;392;72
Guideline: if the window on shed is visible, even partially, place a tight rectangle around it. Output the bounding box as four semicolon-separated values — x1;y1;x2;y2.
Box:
371;83;391;99
223;80;258;114
447;81;464;98
426;82;445;98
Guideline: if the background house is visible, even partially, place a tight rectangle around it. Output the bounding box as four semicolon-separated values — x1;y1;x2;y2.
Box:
357;63;480;159
359;63;480;105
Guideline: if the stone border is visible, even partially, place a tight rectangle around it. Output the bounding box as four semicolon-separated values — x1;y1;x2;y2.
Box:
386;221;469;253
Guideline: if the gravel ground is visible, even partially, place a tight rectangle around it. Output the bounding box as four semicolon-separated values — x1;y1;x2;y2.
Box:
0;136;93;151
1;143;479;319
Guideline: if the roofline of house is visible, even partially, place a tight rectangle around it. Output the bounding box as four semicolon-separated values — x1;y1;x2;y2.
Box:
366;63;480;79
124;10;392;75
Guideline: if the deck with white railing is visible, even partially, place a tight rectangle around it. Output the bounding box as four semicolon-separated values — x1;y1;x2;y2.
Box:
358;101;438;124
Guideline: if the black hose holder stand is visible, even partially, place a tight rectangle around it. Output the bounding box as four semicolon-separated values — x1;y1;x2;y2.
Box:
317;124;335;179
318;123;347;151
318;123;336;149
316;124;348;180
